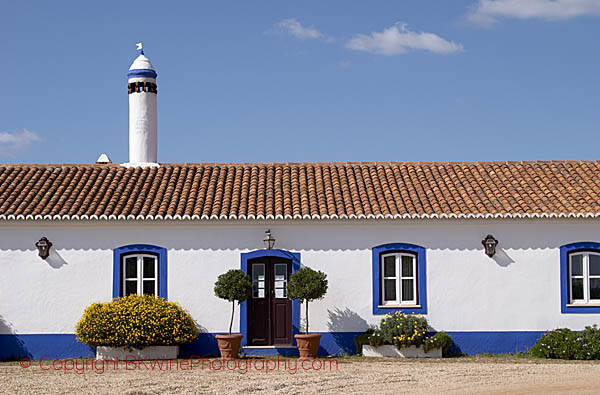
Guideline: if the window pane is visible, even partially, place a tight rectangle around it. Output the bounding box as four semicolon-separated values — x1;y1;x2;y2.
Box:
143;280;155;296
143;257;156;278
590;279;600;300
384;279;396;301
275;264;287;281
252;264;264;281
125;281;137;296
571;255;583;276
125;257;137;278
253;283;265;298
572;278;584;300
253;264;265;298
401;256;414;277
383;256;396;277
275;287;286;298
401;279;414;302
590;255;600;276
275;280;286;292
252;282;265;298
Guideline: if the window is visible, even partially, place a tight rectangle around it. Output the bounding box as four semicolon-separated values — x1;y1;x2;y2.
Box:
372;243;427;315
568;252;600;304
560;242;600;313
122;254;158;296
113;244;167;299
274;263;288;298
252;263;265;298
381;253;417;305
250;262;288;299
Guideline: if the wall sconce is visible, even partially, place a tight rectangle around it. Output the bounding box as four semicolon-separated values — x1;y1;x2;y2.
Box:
263;229;276;250
481;235;498;257
35;237;53;260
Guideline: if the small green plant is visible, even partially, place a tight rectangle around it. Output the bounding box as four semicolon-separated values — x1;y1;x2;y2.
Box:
287;267;328;333
353;328;375;355
528;326;600;360
75;294;198;349
423;332;453;353
214;269;253;334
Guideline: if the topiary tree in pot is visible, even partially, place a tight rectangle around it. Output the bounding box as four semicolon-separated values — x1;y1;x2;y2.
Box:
287;266;328;358
214;269;252;359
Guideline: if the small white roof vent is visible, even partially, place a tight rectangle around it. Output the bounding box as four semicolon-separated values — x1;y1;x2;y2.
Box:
96;153;112;164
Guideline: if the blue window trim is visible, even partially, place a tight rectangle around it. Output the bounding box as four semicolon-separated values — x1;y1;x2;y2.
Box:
113;244;168;300
372;243;427;315
560;242;600;314
240;249;301;345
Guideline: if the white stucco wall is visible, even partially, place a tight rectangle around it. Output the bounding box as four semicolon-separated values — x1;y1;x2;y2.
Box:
1;219;599;335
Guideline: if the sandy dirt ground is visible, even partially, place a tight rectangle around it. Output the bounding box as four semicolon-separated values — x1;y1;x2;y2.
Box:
2;356;600;394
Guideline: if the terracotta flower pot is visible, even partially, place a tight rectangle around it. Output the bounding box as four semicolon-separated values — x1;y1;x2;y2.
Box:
215;334;243;359
295;333;321;359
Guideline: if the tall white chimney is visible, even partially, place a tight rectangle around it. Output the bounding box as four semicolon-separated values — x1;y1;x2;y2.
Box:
126;46;158;166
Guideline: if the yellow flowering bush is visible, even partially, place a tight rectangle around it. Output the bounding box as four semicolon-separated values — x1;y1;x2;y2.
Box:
75;295;198;349
368;312;428;349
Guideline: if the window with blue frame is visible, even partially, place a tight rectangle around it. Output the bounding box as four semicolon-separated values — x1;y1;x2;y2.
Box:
113;244;168;299
561;242;600;313
122;253;159;296
372;243;427;315
381;252;417;306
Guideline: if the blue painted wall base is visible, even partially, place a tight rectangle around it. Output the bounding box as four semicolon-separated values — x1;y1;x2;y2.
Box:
0;334;94;360
445;331;545;356
242;347;299;357
0;331;546;360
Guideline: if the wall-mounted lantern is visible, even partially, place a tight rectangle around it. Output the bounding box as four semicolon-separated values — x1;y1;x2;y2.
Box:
263;229;276;250
481;235;498;257
35;237;53;260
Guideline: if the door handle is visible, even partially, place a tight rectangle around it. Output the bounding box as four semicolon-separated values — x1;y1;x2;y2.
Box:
270;288;275;298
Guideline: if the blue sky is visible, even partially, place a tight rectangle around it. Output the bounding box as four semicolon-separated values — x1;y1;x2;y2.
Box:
1;0;599;164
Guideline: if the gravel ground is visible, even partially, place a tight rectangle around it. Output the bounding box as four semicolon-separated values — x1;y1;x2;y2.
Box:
2;356;600;394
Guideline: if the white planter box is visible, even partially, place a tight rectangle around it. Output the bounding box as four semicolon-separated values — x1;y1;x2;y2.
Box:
96;346;179;360
363;345;441;358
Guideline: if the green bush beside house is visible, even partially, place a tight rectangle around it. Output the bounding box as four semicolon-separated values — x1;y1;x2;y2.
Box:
529;326;600;360
75;294;198;349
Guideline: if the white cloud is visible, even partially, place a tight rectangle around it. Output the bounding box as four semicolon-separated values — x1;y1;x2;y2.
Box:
468;0;600;25
0;129;42;155
345;24;464;56
274;19;334;42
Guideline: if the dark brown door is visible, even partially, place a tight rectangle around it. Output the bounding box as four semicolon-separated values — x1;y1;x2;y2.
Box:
248;257;292;345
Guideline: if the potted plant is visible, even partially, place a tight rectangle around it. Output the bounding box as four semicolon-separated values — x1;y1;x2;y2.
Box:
214;269;252;359
75;294;198;360
287;266;328;358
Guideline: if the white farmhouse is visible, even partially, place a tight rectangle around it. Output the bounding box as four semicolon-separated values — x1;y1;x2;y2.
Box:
1;51;600;359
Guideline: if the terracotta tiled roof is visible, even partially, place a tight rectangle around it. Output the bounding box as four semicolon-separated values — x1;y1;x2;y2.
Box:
0;161;599;221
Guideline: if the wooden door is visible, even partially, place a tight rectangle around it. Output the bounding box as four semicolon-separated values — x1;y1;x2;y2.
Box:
248;257;292;345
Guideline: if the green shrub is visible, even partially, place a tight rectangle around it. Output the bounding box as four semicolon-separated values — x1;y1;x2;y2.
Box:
423;332;453;354
369;312;428;348
353;328;375;355
287;267;328;333
529;326;600;360
214;269;252;334
75;294;198;349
